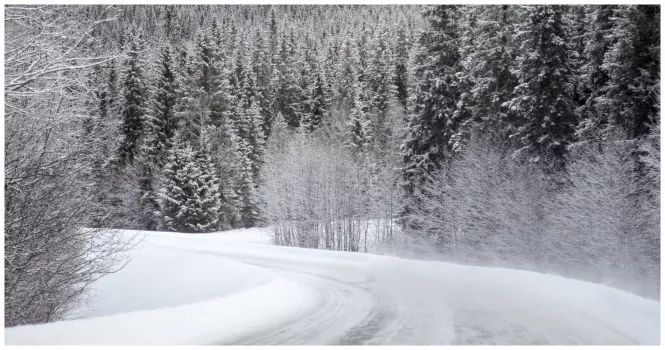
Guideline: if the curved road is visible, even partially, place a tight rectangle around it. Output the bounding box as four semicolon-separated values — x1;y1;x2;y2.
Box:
153;237;652;346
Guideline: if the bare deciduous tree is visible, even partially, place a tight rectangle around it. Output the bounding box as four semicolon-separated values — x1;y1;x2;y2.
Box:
5;5;137;326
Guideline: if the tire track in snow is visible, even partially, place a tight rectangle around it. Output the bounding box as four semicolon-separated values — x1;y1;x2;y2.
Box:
151;245;388;345
222;267;375;345
150;243;645;345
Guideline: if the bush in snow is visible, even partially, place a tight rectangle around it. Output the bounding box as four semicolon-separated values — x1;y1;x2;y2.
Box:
408;131;550;266
409;129;660;299
550;129;660;298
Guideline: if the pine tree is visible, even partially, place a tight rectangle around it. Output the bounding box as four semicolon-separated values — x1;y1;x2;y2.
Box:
137;157;161;231
507;5;577;169
118;27;148;165
465;5;519;136
253;31;275;138
163;5;183;46
301;51;329;133
600;5;660;139
272;32;303;128
159;140;222;233
333;37;358;111
577;5;618;138
347;82;372;156
236;138;260;228
367;30;398;150
144;45;179;165
402;5;467;196
246;94;266;185
394;21;411;108
174;46;201;145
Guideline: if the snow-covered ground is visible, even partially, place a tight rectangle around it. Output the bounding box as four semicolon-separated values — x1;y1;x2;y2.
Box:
5;227;660;345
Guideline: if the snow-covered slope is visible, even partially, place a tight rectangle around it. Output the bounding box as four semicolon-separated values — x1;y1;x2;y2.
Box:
67;235;274;320
5;228;660;345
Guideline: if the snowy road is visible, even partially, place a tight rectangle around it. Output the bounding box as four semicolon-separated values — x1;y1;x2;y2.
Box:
167;246;454;345
5;228;659;345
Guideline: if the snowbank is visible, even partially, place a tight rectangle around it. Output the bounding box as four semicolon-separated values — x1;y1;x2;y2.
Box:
5;228;316;345
67;242;274;319
5;278;316;345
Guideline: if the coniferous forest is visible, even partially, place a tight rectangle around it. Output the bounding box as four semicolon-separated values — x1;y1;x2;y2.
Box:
5;5;660;327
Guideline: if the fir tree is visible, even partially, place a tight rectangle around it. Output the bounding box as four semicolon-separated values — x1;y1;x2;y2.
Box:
394;21;411;107
159;140;222;233
507;5;577;169
235;138;260;228
118;27;148;165
246;94;266;185
348;81;372;157
367;30;398;149
272;33;304;128
301;52;329;133
402;5;467;195
253;31;275;139
577;5;618;138
144;45;179;165
465;5;519;136
600;5;660;139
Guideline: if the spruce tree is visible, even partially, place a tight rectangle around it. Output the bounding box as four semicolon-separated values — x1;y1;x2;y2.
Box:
402;5;467;196
334;37;358;111
347;82;372;156
159;140;222;233
465;5;519;135
253;31;275;138
137;158;161;231
600;5;660;139
301;53;329;133
82;64;116;227
577;5;618;138
144;45;179;165
507;5;577;169
246;94;266;185
236;138;260;228
174;46;201;145
367;30;398;150
272;33;304;128
394;21;411;108
118;27;148;165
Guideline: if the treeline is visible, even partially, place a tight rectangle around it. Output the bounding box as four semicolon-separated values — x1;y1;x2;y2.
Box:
401;5;660;299
76;5;421;233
